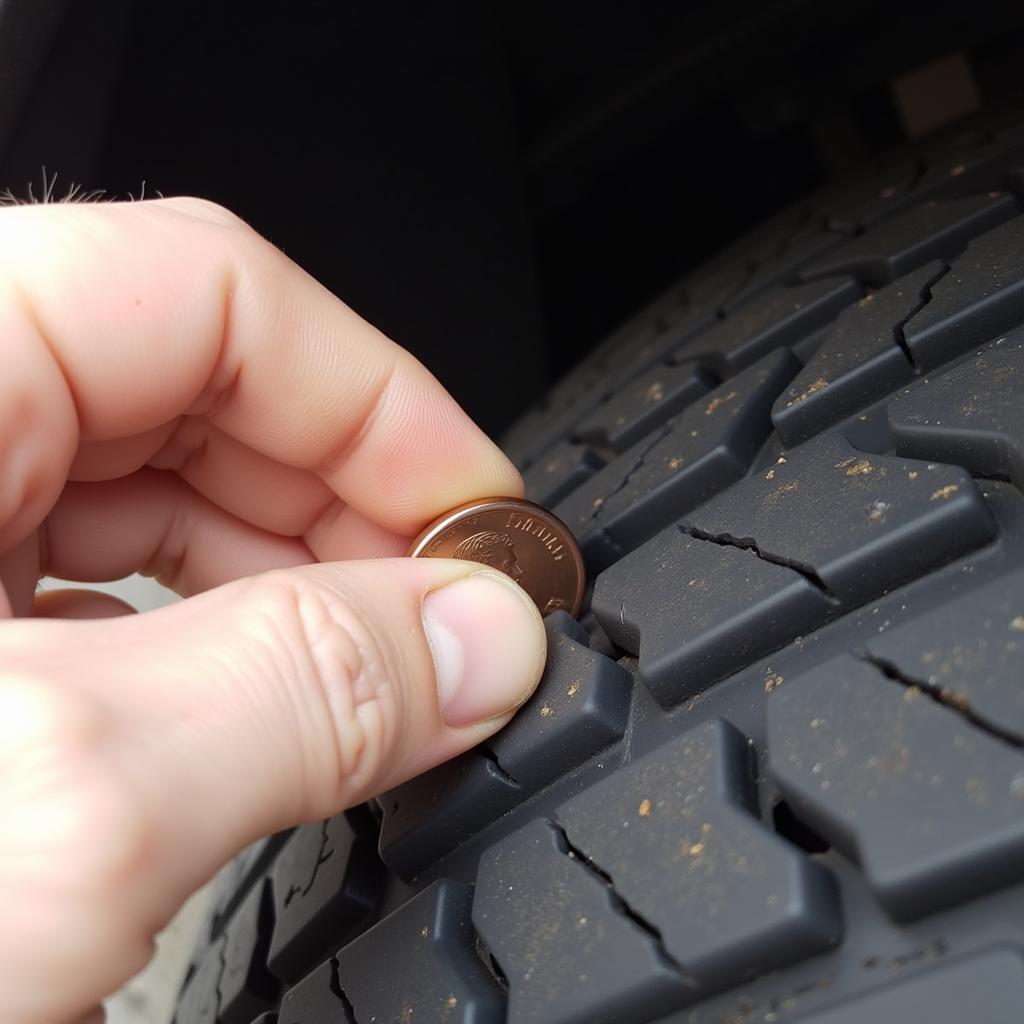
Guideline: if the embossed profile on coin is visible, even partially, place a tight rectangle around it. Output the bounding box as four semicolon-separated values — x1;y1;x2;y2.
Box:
409;498;585;617
452;531;524;583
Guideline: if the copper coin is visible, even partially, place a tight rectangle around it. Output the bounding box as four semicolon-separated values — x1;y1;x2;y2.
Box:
408;497;585;617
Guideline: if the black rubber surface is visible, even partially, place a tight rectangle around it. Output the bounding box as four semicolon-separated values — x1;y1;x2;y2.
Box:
176;116;1024;1024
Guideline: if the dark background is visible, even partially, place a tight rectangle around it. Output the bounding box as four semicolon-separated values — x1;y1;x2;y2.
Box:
2;0;1023;436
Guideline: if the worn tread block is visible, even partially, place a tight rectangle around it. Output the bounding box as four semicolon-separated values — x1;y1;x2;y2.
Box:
276;960;346;1024
473;818;691;1024
523;440;608;507
268;814;378;982
792;950;1024;1024
904;214;1024;369
772;262;945;446
488;617;632;791
865;567;1024;746
573;361;713;453
768;654;1024;921
557;719;842;993
672;277;860;376
378;752;520;880
220;879;280;1024
379;615;632;878
890;333;1024;489
558;350;799;573
175;938;224;1024
336;880;504;1022
800;192;1017;286
593;435;995;705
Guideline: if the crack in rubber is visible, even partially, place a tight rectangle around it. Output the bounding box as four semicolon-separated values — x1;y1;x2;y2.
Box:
860;653;1024;751
680;524;840;605
329;955;360;1024
548;819;697;986
284;820;334;907
587;420;676;528
891;263;951;372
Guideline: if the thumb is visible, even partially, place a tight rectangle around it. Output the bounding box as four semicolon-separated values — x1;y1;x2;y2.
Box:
0;559;544;1022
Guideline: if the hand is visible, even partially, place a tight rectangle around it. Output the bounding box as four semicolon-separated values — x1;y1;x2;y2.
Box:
0;198;547;1024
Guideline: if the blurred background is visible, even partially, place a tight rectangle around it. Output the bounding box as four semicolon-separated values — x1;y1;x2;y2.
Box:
4;0;1024;441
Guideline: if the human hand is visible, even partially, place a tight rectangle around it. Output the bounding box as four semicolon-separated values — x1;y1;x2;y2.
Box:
0;198;547;1024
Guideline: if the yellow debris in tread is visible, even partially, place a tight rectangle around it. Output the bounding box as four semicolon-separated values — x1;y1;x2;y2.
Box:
845;459;874;477
539;704;554;717
931;484;959;501
447;996;459;1009
764;673;784;693
1010;616;1024;632
687;841;705;856
766;468;775;480
786;377;829;406
638;798;652;817
909;470;919;480
567;682;580;697
668;456;685;470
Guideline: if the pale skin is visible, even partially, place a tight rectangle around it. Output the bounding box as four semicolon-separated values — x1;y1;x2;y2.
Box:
0;198;548;1024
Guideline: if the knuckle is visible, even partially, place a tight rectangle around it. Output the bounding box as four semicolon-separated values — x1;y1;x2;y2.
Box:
244;573;400;799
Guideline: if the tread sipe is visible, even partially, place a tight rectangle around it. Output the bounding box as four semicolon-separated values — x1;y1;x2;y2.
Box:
176;116;1024;1024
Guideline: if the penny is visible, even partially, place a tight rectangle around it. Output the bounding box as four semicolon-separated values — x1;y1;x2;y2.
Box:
408;497;585;617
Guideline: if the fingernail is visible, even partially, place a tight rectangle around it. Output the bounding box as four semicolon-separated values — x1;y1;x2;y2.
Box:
422;570;546;728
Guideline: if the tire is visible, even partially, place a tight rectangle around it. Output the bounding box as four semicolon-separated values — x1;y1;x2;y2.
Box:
175;113;1024;1024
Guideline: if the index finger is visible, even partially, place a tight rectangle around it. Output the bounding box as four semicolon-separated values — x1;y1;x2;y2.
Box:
0;198;521;549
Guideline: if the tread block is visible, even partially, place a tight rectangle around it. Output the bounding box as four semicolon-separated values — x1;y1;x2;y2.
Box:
573;361;712;453
772;262;945;446
558;719;841;993
800;192;1017;287
220;879;280;1024
904;214;1024;369
823;157;927;233
522;440;608;507
268;814;378;982
336;880;504;1023
276;960;347;1024
723;222;848;313
175;938;224;1024
592;435;995;705
792;950;1024;1024
768;654;1024;921
473;818;691;1024
865;566;1024;745
378;615;632;877
557;349;799;573
672;277;860;376
889;333;1024;490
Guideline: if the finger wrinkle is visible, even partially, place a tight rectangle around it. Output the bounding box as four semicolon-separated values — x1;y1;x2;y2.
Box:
5;279;81;437
316;359;398;479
